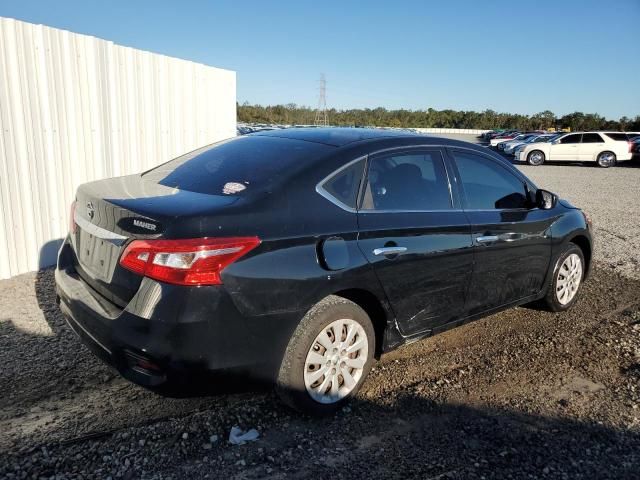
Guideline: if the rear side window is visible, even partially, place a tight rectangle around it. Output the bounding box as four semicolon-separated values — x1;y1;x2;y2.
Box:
604;133;628;141
560;134;582;144
361;150;451;211
452;151;528;210
582;133;604;143
143;136;332;196
319;159;365;210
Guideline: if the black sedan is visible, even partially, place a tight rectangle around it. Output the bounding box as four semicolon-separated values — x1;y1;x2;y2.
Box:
55;128;593;414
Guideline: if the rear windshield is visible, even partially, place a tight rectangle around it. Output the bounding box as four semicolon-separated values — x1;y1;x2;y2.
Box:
143;136;333;195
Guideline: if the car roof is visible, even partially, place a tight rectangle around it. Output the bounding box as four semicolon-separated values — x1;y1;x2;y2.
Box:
247;127;517;171
250;127;420;147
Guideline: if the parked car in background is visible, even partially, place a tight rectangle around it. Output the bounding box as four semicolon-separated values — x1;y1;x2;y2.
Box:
483;129;505;140
513;134;560;157
486;129;517;140
506;134;558;155
497;133;549;151
517;132;634;167
489;131;521;147
55;128;593;414
631;137;640;160
494;133;533;151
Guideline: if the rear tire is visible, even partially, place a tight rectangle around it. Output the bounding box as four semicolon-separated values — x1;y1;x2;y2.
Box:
527;150;545;166
596;151;616;168
276;296;375;415
542;243;585;312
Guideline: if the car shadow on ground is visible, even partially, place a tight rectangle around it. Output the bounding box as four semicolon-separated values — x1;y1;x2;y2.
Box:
3;358;640;478
0;268;637;477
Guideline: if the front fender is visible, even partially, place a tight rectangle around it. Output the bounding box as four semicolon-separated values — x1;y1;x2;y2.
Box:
548;208;593;281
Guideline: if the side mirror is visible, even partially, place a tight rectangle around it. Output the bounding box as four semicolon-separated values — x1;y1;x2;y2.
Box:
536;189;557;210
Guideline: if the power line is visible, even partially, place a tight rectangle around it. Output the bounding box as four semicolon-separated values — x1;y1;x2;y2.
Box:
314;74;328;126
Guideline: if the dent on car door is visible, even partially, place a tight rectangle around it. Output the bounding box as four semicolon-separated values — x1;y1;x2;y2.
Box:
356;149;473;337
448;149;554;315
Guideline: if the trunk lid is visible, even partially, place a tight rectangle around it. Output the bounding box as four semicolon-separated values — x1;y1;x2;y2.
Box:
71;174;239;307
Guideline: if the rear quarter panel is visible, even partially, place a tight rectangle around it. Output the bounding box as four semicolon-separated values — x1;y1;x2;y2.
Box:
597;141;632;161
219;146;392;320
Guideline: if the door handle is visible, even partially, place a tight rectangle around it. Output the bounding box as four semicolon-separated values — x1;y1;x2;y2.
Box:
373;246;408;256
499;232;524;242
476;233;523;245
475;235;499;244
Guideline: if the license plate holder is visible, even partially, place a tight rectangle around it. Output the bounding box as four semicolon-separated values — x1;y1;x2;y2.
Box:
76;227;121;282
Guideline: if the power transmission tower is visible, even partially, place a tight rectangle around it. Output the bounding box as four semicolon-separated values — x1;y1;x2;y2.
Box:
314;74;328;126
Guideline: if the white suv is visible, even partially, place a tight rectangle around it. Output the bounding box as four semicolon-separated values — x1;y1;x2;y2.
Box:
517;132;633;167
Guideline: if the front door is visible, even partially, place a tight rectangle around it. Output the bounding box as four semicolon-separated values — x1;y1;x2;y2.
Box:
447;149;553;315
356;148;473;337
549;133;582;160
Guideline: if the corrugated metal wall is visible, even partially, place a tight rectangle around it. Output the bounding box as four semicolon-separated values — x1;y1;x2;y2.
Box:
0;17;236;279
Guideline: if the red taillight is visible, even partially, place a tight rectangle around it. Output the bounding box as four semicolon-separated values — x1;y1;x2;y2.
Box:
629;141;633;153
119;237;261;286
69;200;77;234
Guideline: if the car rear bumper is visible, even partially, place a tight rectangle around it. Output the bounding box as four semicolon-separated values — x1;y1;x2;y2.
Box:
55;238;303;391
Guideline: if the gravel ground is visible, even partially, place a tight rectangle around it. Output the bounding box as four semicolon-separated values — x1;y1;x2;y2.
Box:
517;163;640;280
1;138;640;479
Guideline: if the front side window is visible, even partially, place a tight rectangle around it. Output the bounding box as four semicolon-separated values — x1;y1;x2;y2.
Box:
452;151;528;210
361;150;451;211
560;134;582;144
320;159;365;210
582;133;604;143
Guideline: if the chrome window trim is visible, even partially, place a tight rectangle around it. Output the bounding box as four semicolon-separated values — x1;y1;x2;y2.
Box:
74;212;128;245
358;208;465;214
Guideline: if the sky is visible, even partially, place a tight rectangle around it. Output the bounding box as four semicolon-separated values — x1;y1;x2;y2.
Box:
1;0;639;119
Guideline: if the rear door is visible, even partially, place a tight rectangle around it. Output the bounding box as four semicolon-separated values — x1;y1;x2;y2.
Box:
447;149;553;315
579;133;605;161
356;148;473;337
550;133;582;160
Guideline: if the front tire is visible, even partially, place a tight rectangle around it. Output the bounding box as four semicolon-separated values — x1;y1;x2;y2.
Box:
276;296;375;415
527;150;545;166
542;243;585;312
596;151;616;168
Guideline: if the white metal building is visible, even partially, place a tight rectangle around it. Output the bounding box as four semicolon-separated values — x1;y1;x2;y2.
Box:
0;17;237;279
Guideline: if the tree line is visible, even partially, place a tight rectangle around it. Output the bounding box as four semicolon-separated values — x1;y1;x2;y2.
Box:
237;102;640;132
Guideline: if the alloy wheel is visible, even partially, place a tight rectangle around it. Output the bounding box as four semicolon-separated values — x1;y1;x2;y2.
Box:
304;318;368;404
556;253;583;305
528;151;544;166
597;152;615;167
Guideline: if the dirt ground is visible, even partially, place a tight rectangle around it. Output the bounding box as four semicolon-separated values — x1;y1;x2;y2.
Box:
1;154;640;479
1;267;639;479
